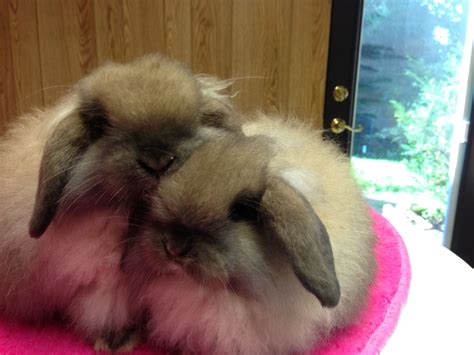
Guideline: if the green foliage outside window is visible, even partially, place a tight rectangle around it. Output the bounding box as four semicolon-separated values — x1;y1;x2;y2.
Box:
353;0;468;231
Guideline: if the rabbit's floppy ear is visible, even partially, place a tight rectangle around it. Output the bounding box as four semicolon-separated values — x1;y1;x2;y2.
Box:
260;177;341;308
29;101;107;238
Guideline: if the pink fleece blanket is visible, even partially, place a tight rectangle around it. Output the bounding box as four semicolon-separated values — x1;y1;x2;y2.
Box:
0;210;410;354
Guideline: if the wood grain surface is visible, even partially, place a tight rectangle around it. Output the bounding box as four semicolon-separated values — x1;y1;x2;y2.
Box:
123;0;166;60
289;0;331;121
36;0;98;104
0;0;17;133
0;0;332;133
164;0;192;67
7;0;43;115
94;0;125;62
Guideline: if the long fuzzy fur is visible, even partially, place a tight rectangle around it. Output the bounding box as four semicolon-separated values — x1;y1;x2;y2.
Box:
244;114;377;328
0;98;132;335
124;114;376;354
0;54;236;344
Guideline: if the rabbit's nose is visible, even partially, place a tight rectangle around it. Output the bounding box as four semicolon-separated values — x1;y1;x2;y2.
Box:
163;238;192;257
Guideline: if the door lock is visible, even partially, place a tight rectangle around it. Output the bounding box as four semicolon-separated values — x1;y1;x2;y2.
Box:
332;85;349;102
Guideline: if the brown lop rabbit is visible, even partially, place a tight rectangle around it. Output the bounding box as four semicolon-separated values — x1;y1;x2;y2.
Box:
0;53;237;350
122;115;377;354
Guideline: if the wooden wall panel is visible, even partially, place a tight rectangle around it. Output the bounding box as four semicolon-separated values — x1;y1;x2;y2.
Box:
191;0;232;79
0;0;17;132
0;0;332;134
289;0;332;121
94;0;125;63
164;0;192;67
123;0;165;61
232;0;292;113
37;0;97;105
7;0;43;115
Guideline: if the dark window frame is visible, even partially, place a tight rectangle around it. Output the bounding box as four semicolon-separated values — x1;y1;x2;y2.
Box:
451;91;474;267
324;0;474;266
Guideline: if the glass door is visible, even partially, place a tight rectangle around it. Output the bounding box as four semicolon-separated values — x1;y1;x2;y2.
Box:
350;0;474;246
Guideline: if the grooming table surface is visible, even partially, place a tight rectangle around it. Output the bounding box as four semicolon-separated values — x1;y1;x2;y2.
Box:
381;228;474;355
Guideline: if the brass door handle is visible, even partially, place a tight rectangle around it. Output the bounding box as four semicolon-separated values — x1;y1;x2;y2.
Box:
330;118;363;134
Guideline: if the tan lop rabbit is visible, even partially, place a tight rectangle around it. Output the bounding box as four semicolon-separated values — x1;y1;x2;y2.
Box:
0;53;237;349
122;114;377;354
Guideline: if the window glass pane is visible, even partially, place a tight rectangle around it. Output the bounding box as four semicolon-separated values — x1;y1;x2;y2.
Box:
352;0;473;245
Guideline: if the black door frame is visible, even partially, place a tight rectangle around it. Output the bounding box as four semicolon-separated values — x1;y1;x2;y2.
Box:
323;0;364;153
451;90;474;267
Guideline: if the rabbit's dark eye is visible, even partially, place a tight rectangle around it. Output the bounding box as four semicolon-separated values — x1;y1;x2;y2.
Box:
229;198;260;222
137;153;176;176
229;204;257;222
159;154;176;172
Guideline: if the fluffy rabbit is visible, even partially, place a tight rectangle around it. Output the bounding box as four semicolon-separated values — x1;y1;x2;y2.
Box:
122;114;377;354
0;53;236;349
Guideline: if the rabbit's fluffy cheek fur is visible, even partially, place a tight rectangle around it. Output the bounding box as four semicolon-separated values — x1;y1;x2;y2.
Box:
39;208;133;339
131;248;328;355
125;221;328;354
131;221;272;297
0;207;130;335
37;208;126;290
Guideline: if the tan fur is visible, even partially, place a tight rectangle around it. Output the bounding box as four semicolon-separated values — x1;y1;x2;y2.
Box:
244;114;377;326
125;115;376;354
0;53;235;344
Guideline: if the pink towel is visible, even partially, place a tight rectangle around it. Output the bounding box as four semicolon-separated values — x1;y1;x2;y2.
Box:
0;210;410;354
316;209;411;354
